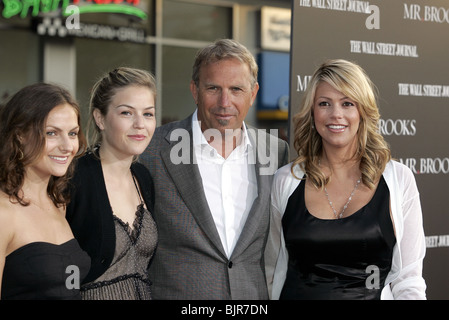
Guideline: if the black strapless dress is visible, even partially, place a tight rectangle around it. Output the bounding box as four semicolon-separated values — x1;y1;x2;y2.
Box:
280;176;396;300
1;238;90;300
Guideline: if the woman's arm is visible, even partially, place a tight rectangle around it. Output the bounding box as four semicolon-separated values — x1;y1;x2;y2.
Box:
391;166;427;299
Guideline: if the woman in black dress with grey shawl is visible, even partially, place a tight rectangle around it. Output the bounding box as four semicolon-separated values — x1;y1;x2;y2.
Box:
66;67;158;299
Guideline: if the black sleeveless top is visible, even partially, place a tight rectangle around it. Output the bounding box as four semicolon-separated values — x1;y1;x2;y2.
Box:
280;176;396;300
1;239;90;300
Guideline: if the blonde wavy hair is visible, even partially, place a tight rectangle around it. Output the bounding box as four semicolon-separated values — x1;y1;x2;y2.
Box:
292;59;391;190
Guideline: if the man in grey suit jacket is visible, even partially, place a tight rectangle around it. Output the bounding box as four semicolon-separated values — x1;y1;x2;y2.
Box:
140;39;289;299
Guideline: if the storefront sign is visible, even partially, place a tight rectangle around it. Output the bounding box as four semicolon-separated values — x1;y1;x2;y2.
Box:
1;0;147;20
261;6;291;52
36;16;147;43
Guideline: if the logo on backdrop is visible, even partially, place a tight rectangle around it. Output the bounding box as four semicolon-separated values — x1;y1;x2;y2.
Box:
378;119;416;136
404;3;449;24
426;235;449;248
295;75;312;92
398;83;449;98
350;40;419;58
399;158;449;174
297;1;380;29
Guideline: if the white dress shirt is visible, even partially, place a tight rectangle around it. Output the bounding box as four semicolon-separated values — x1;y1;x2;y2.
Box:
192;110;258;258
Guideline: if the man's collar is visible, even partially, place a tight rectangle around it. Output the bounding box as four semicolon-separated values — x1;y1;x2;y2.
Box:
192;109;252;150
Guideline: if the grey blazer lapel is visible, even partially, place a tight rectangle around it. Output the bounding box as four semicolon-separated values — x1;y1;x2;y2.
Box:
160;117;226;257
230;127;271;258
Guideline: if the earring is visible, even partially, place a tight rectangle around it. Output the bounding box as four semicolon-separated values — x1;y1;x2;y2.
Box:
17;149;24;160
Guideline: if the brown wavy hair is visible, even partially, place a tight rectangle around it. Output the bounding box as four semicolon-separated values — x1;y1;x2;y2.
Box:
291;59;391;190
0;83;86;207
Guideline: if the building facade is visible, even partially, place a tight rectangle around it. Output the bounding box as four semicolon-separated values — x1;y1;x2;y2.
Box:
0;0;291;136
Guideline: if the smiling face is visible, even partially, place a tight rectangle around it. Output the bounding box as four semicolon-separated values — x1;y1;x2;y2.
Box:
191;58;259;136
26;103;80;179
313;81;361;153
94;85;156;159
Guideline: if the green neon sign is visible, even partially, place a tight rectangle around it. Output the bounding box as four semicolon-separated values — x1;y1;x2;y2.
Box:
1;0;148;20
69;4;147;20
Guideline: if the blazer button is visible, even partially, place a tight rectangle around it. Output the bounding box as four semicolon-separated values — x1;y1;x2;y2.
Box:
228;261;233;268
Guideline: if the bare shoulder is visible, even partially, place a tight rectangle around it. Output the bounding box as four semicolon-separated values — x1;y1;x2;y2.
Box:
0;192;16;246
0;192;14;219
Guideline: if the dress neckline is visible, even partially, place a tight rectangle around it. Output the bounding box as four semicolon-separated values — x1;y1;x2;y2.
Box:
305;176;386;222
6;238;76;259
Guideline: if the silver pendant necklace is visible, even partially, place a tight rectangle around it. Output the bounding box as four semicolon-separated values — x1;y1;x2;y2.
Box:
324;176;362;219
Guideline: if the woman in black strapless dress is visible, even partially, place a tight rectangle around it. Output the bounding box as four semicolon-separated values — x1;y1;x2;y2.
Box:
0;83;90;300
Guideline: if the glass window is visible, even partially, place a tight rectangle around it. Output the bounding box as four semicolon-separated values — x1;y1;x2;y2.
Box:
161;45;197;124
75;38;154;129
0;29;40;106
162;0;232;41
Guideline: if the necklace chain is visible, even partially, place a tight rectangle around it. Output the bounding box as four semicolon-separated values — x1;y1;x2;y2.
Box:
324;176;362;219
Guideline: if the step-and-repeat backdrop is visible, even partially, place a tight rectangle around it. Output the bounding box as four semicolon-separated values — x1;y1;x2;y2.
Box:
289;0;449;299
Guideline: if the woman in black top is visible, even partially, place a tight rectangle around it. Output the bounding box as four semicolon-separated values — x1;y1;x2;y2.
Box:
266;59;426;300
66;67;158;299
0;83;90;299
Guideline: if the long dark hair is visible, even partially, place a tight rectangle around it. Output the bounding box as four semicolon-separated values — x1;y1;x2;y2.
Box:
0;83;86;207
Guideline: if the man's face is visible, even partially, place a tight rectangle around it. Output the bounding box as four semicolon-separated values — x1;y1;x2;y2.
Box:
191;58;259;135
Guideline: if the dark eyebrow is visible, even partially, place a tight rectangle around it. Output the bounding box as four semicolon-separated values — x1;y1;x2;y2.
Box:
46;125;80;131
